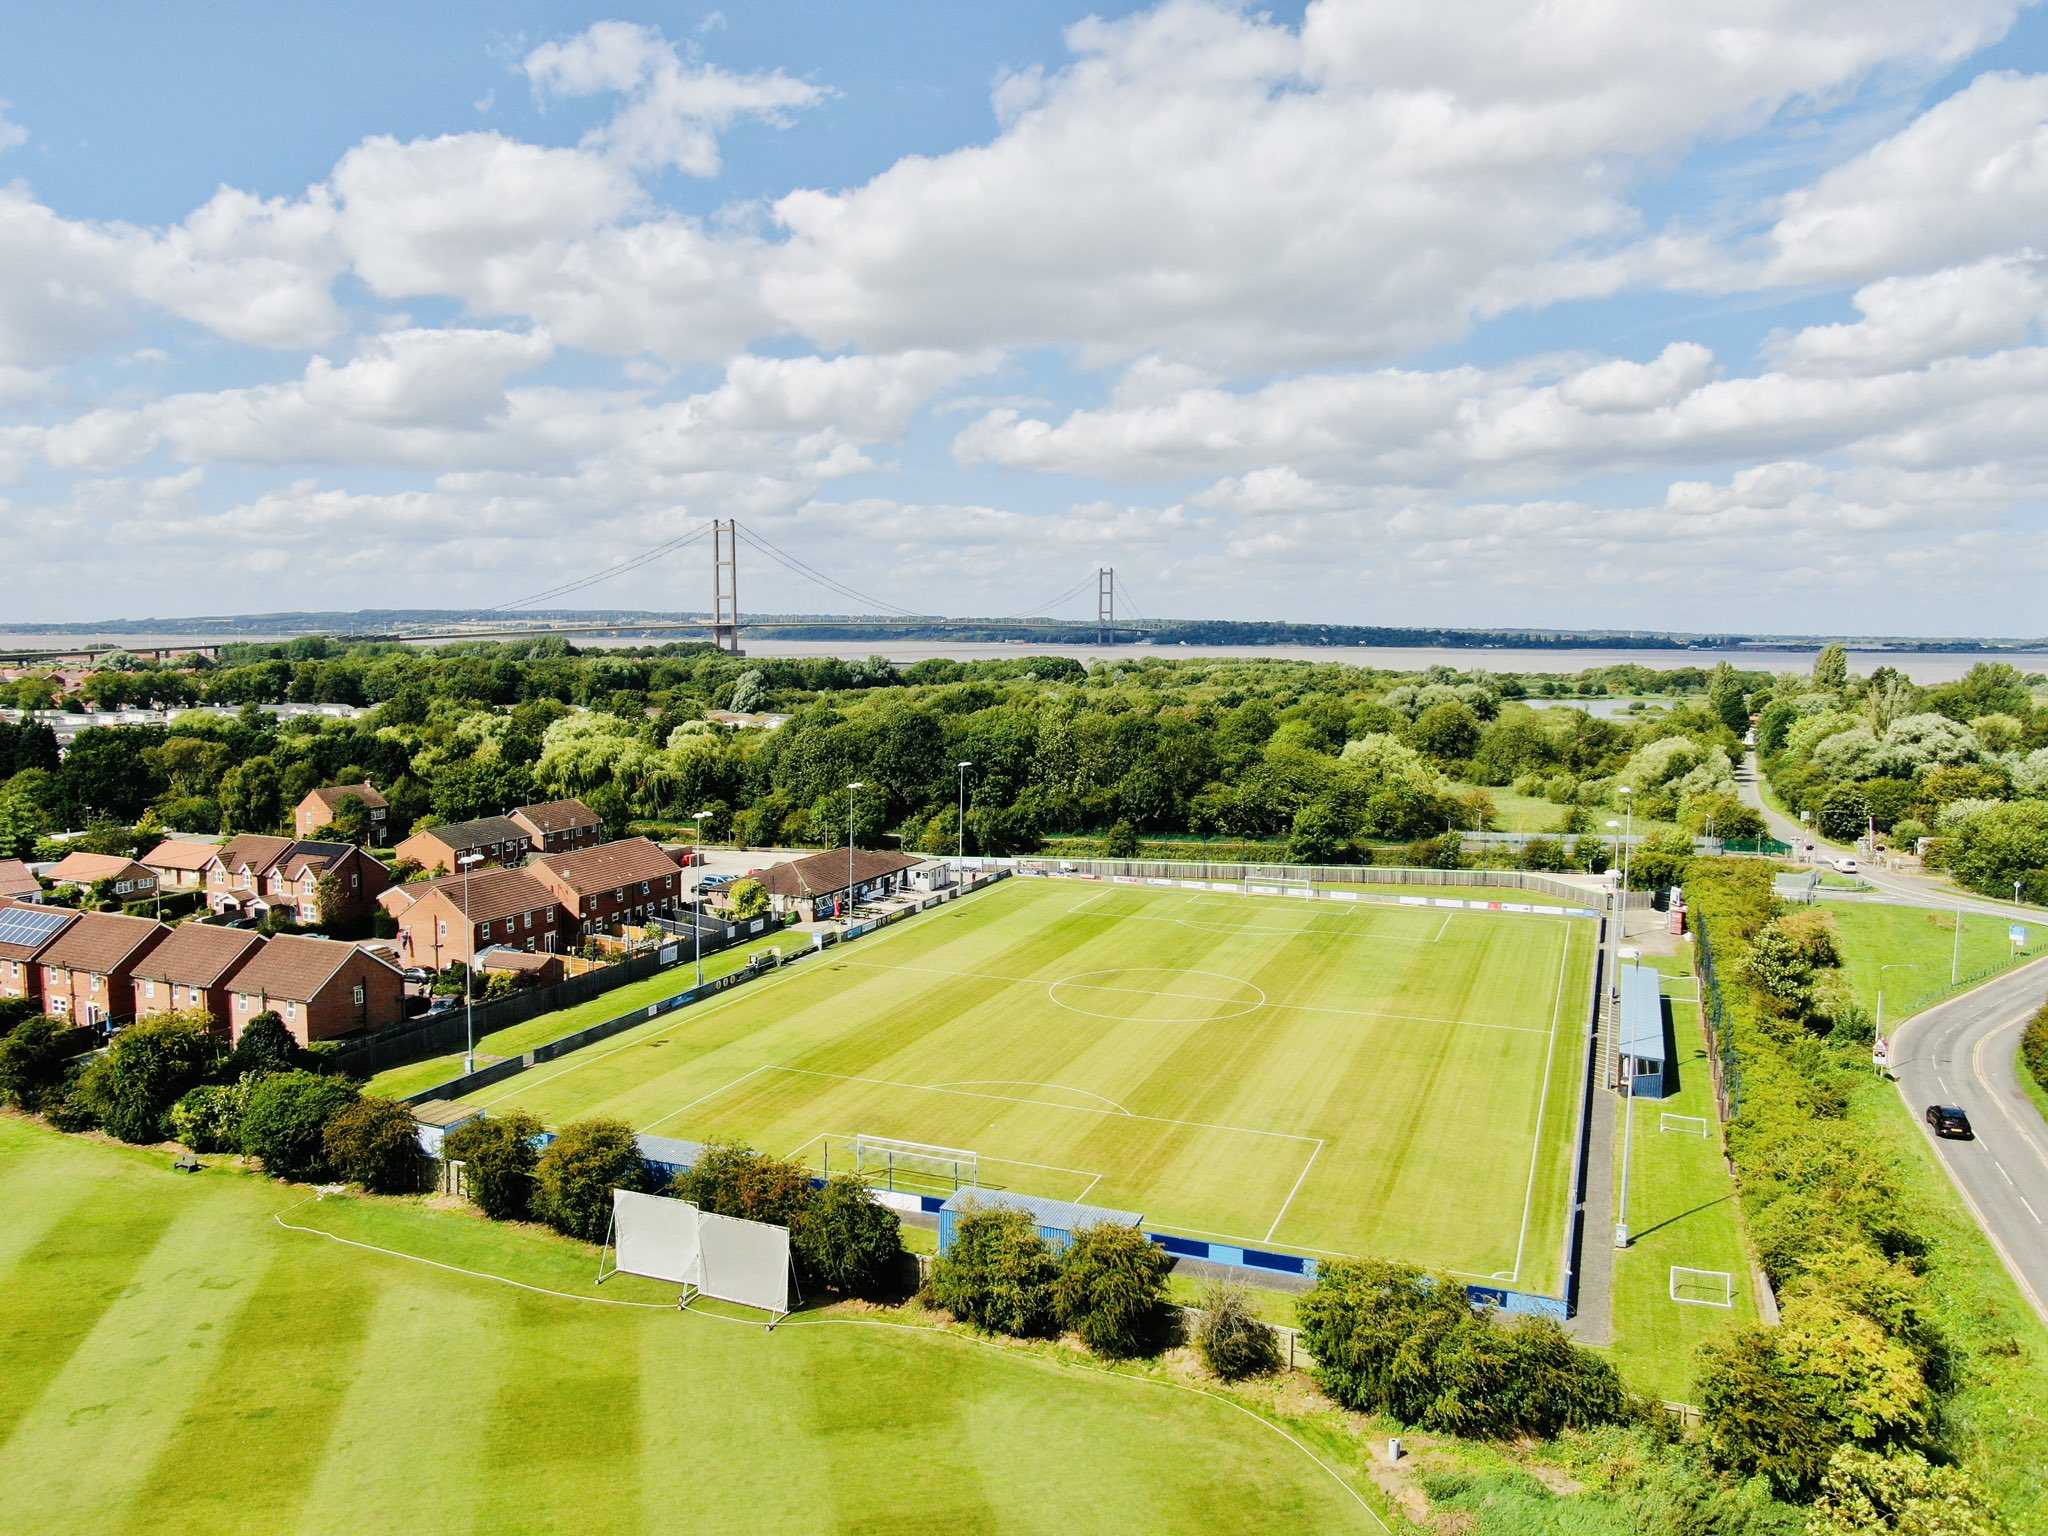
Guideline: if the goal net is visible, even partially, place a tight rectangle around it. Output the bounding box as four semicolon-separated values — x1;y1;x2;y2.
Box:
1669;1267;1735;1308
1659;1113;1711;1136
853;1135;979;1193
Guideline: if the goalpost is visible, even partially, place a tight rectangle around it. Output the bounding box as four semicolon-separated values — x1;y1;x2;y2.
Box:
1659;1113;1711;1137
1669;1267;1735;1308
851;1135;979;1193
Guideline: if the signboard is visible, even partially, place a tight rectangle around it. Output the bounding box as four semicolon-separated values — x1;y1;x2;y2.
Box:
1872;1036;1890;1070
2011;924;2029;947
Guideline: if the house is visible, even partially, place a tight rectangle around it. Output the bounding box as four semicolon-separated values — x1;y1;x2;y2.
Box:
509;798;604;855
204;834;294;916
255;842;392;928
475;945;567;989
45;852;158;904
390;867;564;972
0;859;41;902
705;709;791;731
528;838;683;938
0;899;76;1006
35;911;170;1028
224;934;405;1045
131;924;266;1033
393;815;533;876
751;848;924;922
141;837;221;893
293;781;390;841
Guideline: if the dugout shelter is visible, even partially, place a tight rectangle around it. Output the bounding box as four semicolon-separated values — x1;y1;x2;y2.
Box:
1618;963;1672;1099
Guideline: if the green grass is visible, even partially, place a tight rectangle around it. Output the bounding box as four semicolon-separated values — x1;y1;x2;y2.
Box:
368;930;811;1100
454;877;1597;1293
0;1117;1386;1534
1603;957;1754;1404
1827;902;2042;1029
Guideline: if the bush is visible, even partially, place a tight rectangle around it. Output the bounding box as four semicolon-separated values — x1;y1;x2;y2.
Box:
669;1140;815;1229
323;1097;424;1193
44;1078;102;1132
75;1012;226;1143
2023;1001;2048;1097
926;1205;1059;1336
231;1011;303;1078
1194;1281;1281;1380
0;1015;95;1111
169;1082;248;1153
532;1117;644;1241
238;1071;360;1180
1808;1446;2002;1536
792;1174;903;1296
441;1111;543;1221
1051;1221;1175;1358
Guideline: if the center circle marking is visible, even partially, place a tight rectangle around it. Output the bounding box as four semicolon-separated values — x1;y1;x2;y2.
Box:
1047;967;1266;1023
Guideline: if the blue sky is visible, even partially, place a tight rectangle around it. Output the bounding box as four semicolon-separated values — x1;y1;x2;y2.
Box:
2;1;2045;633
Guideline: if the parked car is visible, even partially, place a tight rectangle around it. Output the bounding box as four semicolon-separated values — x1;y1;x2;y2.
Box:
1925;1104;1973;1139
1835;857;1860;874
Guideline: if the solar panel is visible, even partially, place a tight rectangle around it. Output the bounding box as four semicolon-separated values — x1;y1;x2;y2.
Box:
0;905;68;950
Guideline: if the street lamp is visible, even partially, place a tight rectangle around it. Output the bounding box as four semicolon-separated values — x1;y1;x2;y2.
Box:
458;851;484;1074
845;781;864;924
956;761;973;863
691;809;712;987
1616;787;1634;939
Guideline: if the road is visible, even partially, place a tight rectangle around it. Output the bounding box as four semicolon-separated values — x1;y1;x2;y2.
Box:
1891;955;2048;1325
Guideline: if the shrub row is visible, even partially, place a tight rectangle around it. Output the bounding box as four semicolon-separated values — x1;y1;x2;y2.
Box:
2022;1000;2048;1098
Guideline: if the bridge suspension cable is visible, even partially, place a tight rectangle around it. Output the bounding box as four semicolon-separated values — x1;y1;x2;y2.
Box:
732;524;924;618
491;524;712;612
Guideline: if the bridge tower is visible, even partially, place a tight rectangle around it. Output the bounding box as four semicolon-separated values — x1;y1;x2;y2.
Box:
712;519;742;655
1097;567;1115;647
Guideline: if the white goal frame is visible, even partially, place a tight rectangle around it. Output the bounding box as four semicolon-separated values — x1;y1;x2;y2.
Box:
851;1134;979;1192
1659;1113;1711;1136
1669;1266;1735;1308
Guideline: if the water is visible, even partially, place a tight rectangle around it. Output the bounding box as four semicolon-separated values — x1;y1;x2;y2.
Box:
0;631;2040;685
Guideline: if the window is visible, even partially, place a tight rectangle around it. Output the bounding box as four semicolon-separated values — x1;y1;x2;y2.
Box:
438;920;447;938
115;880;132;894
238;995;250;1012
480;921;492;939
641;881;650;894
352;984;364;1006
522;911;531;930
144;980;156;999
91;975;102;992
284;1002;296;1020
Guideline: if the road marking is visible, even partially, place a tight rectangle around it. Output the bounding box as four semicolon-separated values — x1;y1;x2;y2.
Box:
1994;1159;2016;1186
2020;1194;2043;1225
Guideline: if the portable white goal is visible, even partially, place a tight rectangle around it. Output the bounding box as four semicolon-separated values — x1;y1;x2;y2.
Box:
599;1190;794;1322
851;1135;979;1193
1659;1113;1711;1137
1669;1267;1735;1308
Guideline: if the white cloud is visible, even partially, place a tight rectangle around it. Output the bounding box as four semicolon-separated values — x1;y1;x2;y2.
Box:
0;102;26;152
1768;256;2047;375
523;21;825;177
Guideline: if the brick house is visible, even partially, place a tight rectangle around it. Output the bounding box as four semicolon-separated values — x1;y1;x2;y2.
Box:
393;816;533;876
0;859;41;902
509;798;604;855
204;834;294;916
0;899;76;1006
293;781;390;841
131;924;266;1033
529;838;683;939
35;911;170;1028
45;852;158;903
140;838;221;893
751;848;924;922
475;945;567;989
255;842;392;928
224;935;405;1045
390;867;564;972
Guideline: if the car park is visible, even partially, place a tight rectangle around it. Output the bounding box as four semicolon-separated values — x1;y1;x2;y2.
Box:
1925;1104;1973;1139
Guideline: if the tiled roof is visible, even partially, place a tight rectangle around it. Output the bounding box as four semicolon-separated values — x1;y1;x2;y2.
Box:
475;946;557;972
230;934;394;1002
513;799;601;831
408;815;530;850
400;867;560;926
215;834;293;877
530;837;680;895
754;848;921;899
38;911;167;975
0;859;41;898
142;839;222;872
46;852;150;885
133;924;266;987
304;781;387;812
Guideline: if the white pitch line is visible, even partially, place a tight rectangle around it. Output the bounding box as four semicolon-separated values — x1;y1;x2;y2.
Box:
1263;1139;1325;1244
639;1065;772;1135
925;1079;1134;1115
1507;919;1576;1286
1068;890;1112;914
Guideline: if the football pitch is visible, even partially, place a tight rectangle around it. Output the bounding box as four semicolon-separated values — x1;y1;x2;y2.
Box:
457;877;1597;1293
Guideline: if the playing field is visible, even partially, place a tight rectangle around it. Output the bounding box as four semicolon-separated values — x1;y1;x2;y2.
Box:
0;1119;1379;1534
456;877;1596;1293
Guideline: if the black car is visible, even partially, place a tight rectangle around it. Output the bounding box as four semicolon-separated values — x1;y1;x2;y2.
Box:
1925;1104;1973;1139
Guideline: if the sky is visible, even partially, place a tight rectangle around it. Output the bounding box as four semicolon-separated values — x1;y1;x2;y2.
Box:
2;0;2047;635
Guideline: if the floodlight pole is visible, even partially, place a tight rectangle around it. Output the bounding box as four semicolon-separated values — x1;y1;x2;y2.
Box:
1617;787;1634;939
956;760;972;863
459;851;483;1074
1875;963;1915;1066
846;781;864;925
1615;1047;1634;1248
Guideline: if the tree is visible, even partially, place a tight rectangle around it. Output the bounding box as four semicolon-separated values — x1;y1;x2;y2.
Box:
1287;799;1349;865
239;1071;360;1180
169;1082;248;1153
925;1204;1060;1336
75;1012;226;1143
1099;819;1140;858
1808;1446;2003;1536
1813;643;1849;691
0;1015;94;1111
793;1174;904;1296
323;1097;424;1193
1051;1221;1174;1358
314;873;347;931
323;793;375;847
1194;1281;1282;1380
1410;700;1482;764
532;1117;644;1241
442;1110;543;1221
726;877;769;921
232;1011;303;1077
1947;801;2048;901
670;1140;816;1229
218;756;283;833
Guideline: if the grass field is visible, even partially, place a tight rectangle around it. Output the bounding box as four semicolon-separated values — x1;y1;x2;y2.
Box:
0;1117;1384;1534
454;877;1596;1293
1828;902;2042;1029
1604;957;1755;1404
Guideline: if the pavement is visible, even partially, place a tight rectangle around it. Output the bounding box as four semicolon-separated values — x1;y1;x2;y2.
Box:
1890;954;2048;1328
